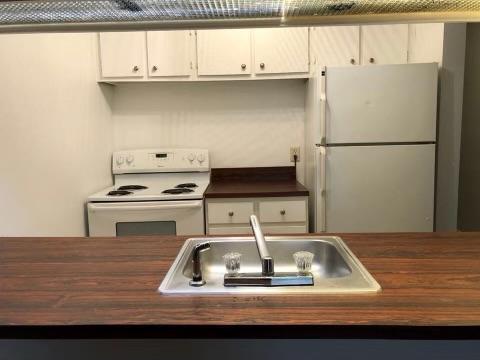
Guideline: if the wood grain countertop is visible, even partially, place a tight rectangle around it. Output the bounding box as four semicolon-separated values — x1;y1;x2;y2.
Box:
205;167;309;198
1;232;480;339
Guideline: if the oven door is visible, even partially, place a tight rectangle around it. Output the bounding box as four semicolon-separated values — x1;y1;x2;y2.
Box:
87;200;204;236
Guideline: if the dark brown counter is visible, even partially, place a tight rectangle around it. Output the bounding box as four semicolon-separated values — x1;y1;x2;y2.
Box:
205;167;309;198
1;232;480;339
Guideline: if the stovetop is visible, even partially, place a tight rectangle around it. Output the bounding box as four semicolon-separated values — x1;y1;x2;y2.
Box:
88;173;210;203
88;148;210;203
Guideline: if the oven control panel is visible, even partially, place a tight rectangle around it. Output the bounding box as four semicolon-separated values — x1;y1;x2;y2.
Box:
113;148;210;174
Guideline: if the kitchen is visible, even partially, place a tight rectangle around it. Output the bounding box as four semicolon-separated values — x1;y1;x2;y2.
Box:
0;24;465;237
1;1;480;359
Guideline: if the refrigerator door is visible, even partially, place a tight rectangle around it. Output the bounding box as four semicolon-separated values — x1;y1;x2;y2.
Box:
325;144;435;232
325;63;438;144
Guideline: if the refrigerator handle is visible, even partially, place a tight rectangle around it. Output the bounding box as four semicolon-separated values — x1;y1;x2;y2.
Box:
319;73;327;146
316;147;327;232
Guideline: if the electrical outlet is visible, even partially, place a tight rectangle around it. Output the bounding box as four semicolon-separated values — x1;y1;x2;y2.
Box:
290;146;300;162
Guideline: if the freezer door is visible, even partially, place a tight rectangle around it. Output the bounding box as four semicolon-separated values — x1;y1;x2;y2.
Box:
325;144;435;232
325;63;438;144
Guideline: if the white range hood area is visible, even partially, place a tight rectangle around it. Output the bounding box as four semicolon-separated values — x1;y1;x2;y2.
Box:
0;0;479;33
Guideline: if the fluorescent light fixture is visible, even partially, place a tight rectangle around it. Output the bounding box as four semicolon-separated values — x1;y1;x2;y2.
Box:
0;0;479;32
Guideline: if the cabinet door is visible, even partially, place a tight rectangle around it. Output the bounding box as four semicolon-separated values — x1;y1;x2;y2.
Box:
258;200;307;223
254;28;309;74
207;201;254;224
147;30;192;77
408;23;444;65
310;26;360;66
361;24;409;65
197;29;252;76
99;32;146;78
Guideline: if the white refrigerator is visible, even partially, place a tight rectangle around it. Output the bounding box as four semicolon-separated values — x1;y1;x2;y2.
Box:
305;63;438;232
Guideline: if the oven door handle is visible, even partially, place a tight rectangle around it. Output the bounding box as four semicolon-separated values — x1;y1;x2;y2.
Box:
88;200;203;212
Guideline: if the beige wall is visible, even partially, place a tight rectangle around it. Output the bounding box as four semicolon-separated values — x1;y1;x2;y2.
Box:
458;23;480;230
112;80;306;183
435;23;467;231
0;33;113;236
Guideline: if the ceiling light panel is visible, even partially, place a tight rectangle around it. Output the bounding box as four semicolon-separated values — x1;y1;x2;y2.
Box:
0;0;479;31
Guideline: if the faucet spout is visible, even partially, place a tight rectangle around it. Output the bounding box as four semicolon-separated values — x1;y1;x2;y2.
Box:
189;242;210;287
249;215;274;276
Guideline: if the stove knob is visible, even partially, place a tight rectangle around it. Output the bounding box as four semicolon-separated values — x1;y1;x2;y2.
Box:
126;155;134;164
187;153;196;162
116;156;124;165
197;153;205;163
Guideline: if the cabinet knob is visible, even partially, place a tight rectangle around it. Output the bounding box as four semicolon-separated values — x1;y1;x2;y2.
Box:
133;65;139;72
280;210;286;216
350;58;356;65
228;211;234;217
152;65;158;71
241;64;246;70
260;63;265;69
369;57;375;64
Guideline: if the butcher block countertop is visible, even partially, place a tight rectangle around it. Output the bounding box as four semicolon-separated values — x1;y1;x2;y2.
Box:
205;167;309;198
1;232;480;339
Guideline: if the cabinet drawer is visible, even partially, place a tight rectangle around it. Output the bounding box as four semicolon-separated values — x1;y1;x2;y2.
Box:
207;202;254;224
262;225;308;234
208;226;253;235
259;200;306;223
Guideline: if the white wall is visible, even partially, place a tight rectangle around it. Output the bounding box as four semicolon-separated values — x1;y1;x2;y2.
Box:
112;80;306;182
0;33;113;236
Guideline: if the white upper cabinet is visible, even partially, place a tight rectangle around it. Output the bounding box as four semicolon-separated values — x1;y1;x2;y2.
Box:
253;28;309;74
146;30;193;78
196;29;252;76
310;26;360;66
408;23;444;65
98;32;146;78
360;24;409;65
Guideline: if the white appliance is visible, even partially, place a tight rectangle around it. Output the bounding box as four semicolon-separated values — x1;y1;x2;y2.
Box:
305;63;438;232
87;148;210;237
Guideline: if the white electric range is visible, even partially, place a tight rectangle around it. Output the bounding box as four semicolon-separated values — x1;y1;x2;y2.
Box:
87;148;210;237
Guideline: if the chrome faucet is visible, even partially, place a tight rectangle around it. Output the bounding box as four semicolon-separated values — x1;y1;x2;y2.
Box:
223;215;314;287
189;242;210;287
250;215;274;276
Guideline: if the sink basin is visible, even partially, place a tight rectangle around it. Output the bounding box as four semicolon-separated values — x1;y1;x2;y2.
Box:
158;236;381;294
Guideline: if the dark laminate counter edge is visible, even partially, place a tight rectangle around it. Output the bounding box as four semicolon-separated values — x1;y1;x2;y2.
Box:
2;325;480;340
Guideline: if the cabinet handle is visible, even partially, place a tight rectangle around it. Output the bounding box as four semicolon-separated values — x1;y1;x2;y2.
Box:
280;210;286;216
152;65;158;72
350;58;356;65
133;65;139;72
369;57;375;64
260;62;265;69
228;211;234;217
241;64;246;70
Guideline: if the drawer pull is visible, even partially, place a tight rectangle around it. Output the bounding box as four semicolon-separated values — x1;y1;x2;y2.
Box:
228;211;234;217
280;210;286;216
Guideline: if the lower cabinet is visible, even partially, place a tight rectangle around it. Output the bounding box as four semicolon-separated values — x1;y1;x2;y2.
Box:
206;197;308;235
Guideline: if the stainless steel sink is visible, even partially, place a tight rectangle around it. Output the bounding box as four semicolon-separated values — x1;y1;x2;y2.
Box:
158;236;381;294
